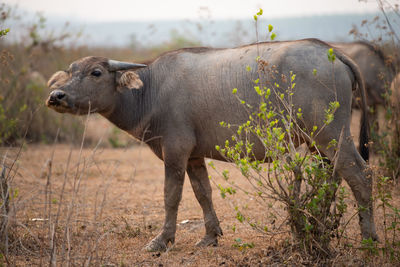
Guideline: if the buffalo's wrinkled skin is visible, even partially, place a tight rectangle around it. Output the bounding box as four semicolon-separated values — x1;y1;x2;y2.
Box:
46;39;378;251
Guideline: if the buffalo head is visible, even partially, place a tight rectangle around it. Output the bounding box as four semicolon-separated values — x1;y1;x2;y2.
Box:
46;56;146;115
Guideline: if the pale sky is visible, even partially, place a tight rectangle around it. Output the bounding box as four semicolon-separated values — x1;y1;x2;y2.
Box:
4;0;380;22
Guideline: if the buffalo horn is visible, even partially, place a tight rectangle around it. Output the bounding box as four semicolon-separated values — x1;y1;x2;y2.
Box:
108;59;147;71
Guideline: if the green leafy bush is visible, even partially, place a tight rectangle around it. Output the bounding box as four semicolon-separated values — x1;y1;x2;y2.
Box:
211;30;345;255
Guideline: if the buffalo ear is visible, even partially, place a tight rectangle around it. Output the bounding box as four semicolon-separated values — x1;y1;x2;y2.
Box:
116;71;143;92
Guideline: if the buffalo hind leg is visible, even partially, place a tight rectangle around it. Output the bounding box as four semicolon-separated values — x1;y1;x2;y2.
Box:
337;154;378;240
145;161;187;252
323;134;378;241
187;158;223;247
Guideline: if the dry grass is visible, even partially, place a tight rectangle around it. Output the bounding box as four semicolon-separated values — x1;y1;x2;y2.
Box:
0;112;398;266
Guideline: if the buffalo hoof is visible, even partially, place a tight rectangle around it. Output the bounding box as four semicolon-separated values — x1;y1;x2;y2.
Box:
195;235;218;247
362;229;379;242
360;219;379;242
144;235;174;252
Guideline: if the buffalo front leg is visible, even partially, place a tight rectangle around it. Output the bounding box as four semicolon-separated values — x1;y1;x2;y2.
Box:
145;162;186;252
187;158;222;247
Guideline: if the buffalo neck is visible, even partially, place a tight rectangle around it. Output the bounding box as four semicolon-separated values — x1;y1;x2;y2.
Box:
101;69;155;140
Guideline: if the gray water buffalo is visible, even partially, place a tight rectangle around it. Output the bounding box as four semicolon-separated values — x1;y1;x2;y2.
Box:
332;41;394;111
333;41;397;146
46;38;377;251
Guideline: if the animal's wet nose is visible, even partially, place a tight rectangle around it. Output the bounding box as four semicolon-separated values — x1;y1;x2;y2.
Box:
49;90;66;102
47;90;66;106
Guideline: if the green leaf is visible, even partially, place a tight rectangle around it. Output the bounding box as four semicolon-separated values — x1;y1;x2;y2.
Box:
312;68;317;76
268;24;273;32
19;104;27;112
327;48;336;62
236;211;245;223
222;169;229;180
0;28;10;37
270;33;276;40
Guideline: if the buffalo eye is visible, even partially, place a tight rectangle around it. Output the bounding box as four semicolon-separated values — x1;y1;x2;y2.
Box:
91;70;102;77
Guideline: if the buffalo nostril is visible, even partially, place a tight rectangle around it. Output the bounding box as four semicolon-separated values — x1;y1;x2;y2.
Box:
54;91;66;100
48;90;67;106
49;90;66;102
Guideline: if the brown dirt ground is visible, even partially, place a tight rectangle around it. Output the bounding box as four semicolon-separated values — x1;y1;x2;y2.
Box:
1;112;399;266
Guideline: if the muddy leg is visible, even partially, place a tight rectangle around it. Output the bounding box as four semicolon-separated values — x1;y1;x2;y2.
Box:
187;158;222;247
145;161;187;251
